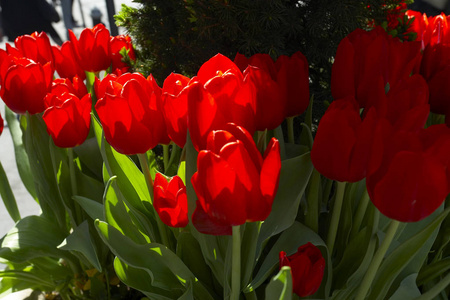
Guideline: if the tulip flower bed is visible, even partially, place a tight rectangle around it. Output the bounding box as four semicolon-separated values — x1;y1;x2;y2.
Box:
0;6;449;300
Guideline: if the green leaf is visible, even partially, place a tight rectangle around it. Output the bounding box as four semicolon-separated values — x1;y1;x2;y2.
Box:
73;136;103;180
0;269;54;288
265;266;293;300
103;176;150;244
258;151;314;247
389;273;421;300
113;257;174;300
0;215;70;263
58;220;102;271
0;161;21;222
96;220;214;300
4;107;36;199
73;195;104;221
370;206;450;300
176;232;215;295
417;257;450;286
23;114;67;228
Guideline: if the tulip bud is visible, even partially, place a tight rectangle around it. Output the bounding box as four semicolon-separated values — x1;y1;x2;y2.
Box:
279;242;325;297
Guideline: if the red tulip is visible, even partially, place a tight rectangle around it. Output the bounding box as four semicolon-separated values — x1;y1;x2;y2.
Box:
311;97;381;182
153;173;188;228
162;73;191;147
244;66;284;130
0;56;53;114
52;41;86;80
364;74;430;132
279;242;325;297
110;35;136;73
366;125;450;222
332;26;421;107
234;53;285;130
43;92;92;148
13;32;54;67
191;123;281;235
95;72;165;155
275;51;310;117
69;24;111;73
47;76;88;104
187;54;256;151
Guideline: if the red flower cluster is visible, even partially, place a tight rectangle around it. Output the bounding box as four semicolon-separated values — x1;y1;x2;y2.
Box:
407;11;450;125
0;25;136;149
312;25;450;222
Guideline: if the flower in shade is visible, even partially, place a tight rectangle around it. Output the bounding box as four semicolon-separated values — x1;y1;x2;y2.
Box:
0;56;53;114
234;53;284;130
275;51;310;118
366;124;450;222
234;51;310;128
331;26;421;108
187;53;256;151
279;242;325;297
161;73;191;148
69;23;111;73
153;173;188;228
43;92;92;148
95;72;166;155
191;123;281;235
311;96;380;183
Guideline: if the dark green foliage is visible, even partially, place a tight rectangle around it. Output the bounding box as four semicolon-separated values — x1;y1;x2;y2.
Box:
116;0;402;105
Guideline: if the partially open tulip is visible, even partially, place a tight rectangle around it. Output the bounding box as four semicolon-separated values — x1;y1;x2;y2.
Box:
13;31;54;67
191;123;281;235
48;76;88;102
95;73;165;155
43;92;92;148
187;54;256;151
52;41;86;80
279;242;325;297
153;173;188;228
0;56;53;114
69;24;111;73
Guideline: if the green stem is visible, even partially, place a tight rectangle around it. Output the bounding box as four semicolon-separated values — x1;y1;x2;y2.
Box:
163;144;170;173
287;117;295;144
326;181;346;256
305;168;321;233
414;271;450;300
355;219;401;300
137;153;170;247
231;225;241;300
350;189;370;239
68;148;82;225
